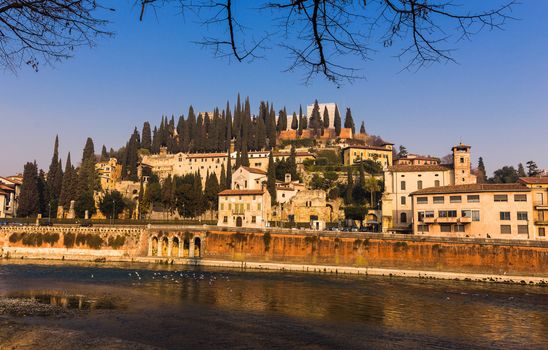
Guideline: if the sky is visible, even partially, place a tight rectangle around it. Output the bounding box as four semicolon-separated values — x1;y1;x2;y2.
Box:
1;1;547;176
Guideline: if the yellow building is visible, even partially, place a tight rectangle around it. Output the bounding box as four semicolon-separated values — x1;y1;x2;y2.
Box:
410;183;535;240
518;177;548;239
342;143;394;168
95;158;122;191
217;166;271;228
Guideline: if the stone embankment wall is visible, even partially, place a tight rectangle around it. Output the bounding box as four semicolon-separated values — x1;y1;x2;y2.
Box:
1;225;547;278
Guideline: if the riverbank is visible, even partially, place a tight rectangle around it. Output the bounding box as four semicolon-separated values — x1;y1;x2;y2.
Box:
2;255;546;286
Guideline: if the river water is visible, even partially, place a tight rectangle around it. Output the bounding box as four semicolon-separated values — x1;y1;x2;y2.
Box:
0;261;546;349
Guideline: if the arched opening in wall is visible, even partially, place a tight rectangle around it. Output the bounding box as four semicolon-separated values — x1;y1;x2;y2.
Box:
151;237;158;256
183;237;190;257
194;237;201;258
236;217;243;227
172;236;180;257
161;236;169;256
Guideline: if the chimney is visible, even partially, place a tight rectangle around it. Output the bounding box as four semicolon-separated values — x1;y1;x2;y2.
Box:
285;173;291;183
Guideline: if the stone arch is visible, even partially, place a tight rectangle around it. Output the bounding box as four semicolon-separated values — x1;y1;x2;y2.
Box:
150;236;158;256
161;236;169;257
172;236;180;257
194;237;201;258
183;236;190;257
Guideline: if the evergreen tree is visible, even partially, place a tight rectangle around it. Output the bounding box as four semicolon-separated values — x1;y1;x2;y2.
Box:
195;112;206;152
142;121;152;151
75;137;98;218
310;100;321;136
220;164;227;191
187;106;197;151
46;135;63;218
18;162;40;217
287;145;298;181
100;145;109;161
225;101;232;151
517;163;526;177
323;106;330;129
192;172;204;216
267;152;276;205
37;169;49;216
204;172;220;211
344;108;355;134
124;128;140;181
99;190;126;219
59;153;76;210
359;121;366;134
291;112;298;130
226;153;232;188
397;145;408;159
256;116;266;150
334;105;342;136
526;161;541;176
241;146;250;167
235;151;241;168
345;167;354;205
489;166;519;183
151;126;160;153
298;105;304;135
477;157;488;183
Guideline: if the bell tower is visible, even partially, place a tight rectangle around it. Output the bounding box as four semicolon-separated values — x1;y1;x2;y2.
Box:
452;143;473;185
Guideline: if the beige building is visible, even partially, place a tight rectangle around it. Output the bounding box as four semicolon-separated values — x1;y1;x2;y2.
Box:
382;143;477;233
395;154;440;166
342;144;394;168
95;158;122;191
0;176;22;218
217;166;271;228
410;183;536;240
518;177;548;239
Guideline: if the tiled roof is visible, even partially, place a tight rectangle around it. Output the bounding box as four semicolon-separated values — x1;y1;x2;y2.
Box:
218;189;265;196
240;166;267;175
519;177;548;185
410;183;529;196
0;183;14;191
273;151;315;158
387;164;451;172
0;190;9;196
187;153;227;158
343;145;391;152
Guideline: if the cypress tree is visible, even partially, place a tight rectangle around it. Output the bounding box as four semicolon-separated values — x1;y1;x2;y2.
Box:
18;162;40;217
256;116;266;150
517;162;526;177
477;157;487;183
241;146;250;167
235;151;241;169
100;145;109;161
59;153;75;210
195;112;206;152
204;172;220;211
267;152;276;205
334;105;342;136
187;106;197;151
291;112;298;130
267;104;277;148
359;121;366;134
323;106;330;129
225;101;232;151
310;100;321;136
226;153;232;188
287;145;298;181
76;137;98;218
152;126;160;153
220;164;227;191
124;128;140;181
344;108;355;135
193;172;204;216
142;121;152;151
37;169;49;216
345;167;354;205
298;105;304;135
46;135;63;217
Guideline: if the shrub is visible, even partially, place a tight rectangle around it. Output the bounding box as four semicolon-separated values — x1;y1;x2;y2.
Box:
107;235;126;249
263;232;272;252
43;233;59;246
9;233;20;243
63;232;75;248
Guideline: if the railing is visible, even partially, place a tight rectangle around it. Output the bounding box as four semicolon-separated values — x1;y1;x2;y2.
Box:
534;201;547;207
423;217;472;224
231;210;245;215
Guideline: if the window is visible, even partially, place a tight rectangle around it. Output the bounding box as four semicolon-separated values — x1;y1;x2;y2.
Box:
514;194;527;202
418;211;424;221
401;196;407;205
462;210;471;218
425;211;435;218
433;196;444;204
467;195;480;203
434;180;440;187
439;210;457;218
494;194;508;202
460;157;464;163
223;216;228;223
228;203;232;210
472;210;480;222
401;181;406;190
220;203;224;210
400;212;407;223
500;225;511;234
257;203;262;210
517;225;528;234
418;224;429;232
500;212;510;220
539;211;545;221
450;196;462;203
247;203;251;210
417;180;423;190
517;212;528;220
251;216;257;223
440;224;452;232
454;225;465;232
417;197;428;204
539;228;546;237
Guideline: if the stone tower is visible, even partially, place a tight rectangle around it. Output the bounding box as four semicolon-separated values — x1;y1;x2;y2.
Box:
452;143;474;185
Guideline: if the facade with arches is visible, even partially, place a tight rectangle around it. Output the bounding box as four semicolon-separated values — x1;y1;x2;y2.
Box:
147;231;205;258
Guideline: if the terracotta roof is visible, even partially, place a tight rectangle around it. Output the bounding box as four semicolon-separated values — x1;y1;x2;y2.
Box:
218;189;265;196
343;145;392;152
0;183;14;191
519;177;548;185
240;166;267;175
273;151;315;158
387;164;451;172
410;183;529;196
187;153;227;159
0;190;9;196
399;155;440;161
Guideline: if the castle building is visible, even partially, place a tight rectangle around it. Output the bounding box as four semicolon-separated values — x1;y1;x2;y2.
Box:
518;176;548;239
341;143;394;169
410;183;535;240
217;166;271;228
381;143;477;233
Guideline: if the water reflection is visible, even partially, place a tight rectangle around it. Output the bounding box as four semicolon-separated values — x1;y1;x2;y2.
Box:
6;290;123;310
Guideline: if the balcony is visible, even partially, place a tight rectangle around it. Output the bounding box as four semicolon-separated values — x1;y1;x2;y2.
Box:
232;210;245;215
534;201;548;209
423;217;472;224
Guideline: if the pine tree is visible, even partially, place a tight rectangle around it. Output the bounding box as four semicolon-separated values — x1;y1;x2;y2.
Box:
334;105;342;136
477;157;488;183
359;121;366;134
323;106;330;129
46;135;63;218
267;152;276;205
291;112;298;130
142;121;152;151
18;162;40;217
100;145;109;161
517;163;526;177
526;161;541;177
344;108;355;134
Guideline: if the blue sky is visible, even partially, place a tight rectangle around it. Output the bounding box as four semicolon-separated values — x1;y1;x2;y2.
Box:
1;1;547;175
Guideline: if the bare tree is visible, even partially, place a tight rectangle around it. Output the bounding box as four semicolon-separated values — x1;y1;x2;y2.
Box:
1;1;517;84
0;0;112;72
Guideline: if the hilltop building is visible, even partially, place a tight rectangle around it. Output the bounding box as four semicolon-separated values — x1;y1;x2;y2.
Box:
382;143;477;233
341;143;394;169
518;176;548;239
395;155;440;166
410;183;535;240
95;158;122;191
217;166;271;228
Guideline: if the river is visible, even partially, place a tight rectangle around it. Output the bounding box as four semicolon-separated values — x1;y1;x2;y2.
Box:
0;260;546;349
